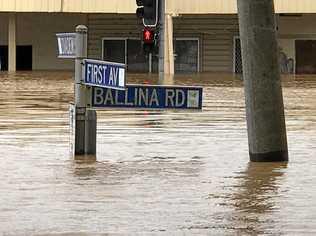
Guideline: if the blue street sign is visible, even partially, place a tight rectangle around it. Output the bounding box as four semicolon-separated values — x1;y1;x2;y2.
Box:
83;59;126;90
91;84;203;110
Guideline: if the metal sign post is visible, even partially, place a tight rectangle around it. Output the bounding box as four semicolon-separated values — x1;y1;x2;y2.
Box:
74;25;97;158
158;0;165;82
58;24;203;161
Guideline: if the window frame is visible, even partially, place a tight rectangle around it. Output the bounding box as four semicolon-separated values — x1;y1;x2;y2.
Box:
102;37;200;73
175;37;200;73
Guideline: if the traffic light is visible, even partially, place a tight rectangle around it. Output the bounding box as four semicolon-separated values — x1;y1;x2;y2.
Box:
142;28;156;53
143;28;154;44
136;0;159;27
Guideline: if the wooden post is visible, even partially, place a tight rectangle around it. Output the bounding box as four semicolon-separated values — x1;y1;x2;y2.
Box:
237;0;288;162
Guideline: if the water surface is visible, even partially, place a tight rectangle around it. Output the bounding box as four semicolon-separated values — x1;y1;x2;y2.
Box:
0;71;316;235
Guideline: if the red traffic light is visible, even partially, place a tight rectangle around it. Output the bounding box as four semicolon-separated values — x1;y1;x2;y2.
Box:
143;28;154;44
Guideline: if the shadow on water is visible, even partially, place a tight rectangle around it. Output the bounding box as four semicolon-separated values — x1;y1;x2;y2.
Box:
229;162;288;235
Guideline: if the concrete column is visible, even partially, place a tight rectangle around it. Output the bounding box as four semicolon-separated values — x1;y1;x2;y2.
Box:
8;13;16;72
237;0;288;162
74;25;97;158
164;14;174;75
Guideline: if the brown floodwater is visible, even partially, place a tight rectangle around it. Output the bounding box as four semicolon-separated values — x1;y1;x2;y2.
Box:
0;71;316;235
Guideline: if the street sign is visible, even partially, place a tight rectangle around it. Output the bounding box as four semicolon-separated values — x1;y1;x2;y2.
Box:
83;59;126;90
91;84;203;110
56;33;76;58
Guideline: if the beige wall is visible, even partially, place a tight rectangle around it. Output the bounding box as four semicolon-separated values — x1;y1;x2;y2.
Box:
73;13;316;73
0;14;8;45
0;13;87;70
174;15;238;72
1;0;316;14
0;0;61;12
1;12;316;72
87;14;238;72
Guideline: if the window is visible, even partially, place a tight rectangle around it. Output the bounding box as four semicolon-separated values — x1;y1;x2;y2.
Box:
103;39;125;64
175;39;199;73
103;38;148;73
127;39;149;72
234;37;295;74
102;37;200;73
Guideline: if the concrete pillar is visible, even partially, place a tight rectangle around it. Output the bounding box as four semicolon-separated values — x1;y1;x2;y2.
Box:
159;1;175;84
8;13;16;72
74;25;97;158
237;0;288;162
164;14;174;75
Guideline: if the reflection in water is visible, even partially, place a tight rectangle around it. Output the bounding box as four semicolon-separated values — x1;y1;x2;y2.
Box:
1;72;316;235
230;163;287;235
158;74;175;85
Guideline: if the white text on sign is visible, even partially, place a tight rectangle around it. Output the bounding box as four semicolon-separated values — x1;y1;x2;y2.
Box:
83;59;126;90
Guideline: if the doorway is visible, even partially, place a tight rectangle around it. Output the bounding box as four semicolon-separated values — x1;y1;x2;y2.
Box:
295;40;316;74
0;46;8;71
16;45;32;70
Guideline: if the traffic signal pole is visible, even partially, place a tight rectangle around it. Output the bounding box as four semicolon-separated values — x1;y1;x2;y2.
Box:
237;0;288;162
158;0;165;81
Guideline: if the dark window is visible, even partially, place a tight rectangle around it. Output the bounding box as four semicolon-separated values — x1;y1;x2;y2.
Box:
103;40;125;64
127;39;148;72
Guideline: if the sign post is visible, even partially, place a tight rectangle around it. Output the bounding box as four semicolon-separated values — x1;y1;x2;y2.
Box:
69;103;75;157
74;25;97;158
58;25;203;161
158;0;165;82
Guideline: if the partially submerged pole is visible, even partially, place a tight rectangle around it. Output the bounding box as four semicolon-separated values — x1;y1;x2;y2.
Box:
158;0;165;82
237;0;288;162
74;25;97;158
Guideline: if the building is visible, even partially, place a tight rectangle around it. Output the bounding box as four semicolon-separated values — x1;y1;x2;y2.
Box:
1;0;316;74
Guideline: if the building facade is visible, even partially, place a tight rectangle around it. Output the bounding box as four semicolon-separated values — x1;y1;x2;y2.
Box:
1;0;316;74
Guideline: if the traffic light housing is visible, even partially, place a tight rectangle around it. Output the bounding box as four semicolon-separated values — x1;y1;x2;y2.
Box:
143;28;154;44
136;0;159;27
142;28;157;54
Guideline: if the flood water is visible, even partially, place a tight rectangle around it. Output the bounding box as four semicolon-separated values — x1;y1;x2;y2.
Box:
0;71;316;235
